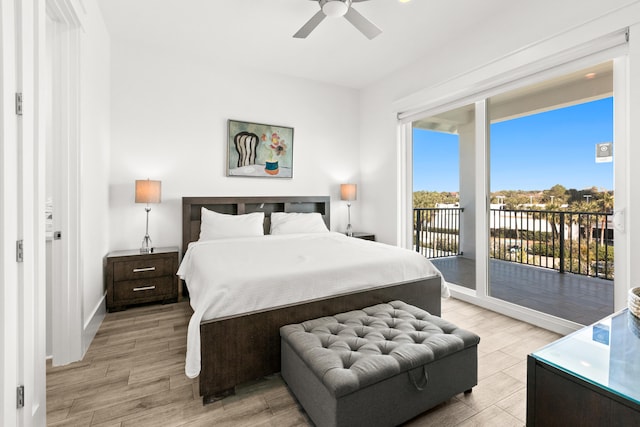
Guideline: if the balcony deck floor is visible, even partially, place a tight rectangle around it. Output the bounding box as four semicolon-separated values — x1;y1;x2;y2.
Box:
431;256;614;325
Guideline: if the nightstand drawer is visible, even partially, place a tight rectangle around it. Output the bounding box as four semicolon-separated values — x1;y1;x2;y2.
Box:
112;276;175;304
113;257;174;281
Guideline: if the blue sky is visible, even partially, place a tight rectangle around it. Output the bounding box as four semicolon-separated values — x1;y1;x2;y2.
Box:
413;97;614;192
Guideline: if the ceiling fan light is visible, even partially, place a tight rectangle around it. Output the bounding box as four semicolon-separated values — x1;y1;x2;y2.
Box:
322;1;349;17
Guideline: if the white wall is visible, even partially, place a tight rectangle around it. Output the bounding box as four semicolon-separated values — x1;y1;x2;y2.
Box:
359;0;640;245
78;0;111;350
109;42;360;252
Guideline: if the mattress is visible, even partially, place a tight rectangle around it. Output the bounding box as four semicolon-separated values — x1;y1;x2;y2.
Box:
177;232;449;378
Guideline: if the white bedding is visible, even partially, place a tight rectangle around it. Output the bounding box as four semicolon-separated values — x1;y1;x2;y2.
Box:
177;232;450;378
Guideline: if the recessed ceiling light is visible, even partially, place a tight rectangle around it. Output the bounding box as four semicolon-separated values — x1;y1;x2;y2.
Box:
585;72;597;79
399;0;412;3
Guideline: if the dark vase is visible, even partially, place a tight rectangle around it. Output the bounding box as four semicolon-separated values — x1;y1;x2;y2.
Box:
265;160;279;175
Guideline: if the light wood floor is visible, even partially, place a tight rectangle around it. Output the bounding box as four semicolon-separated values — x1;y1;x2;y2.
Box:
46;298;562;426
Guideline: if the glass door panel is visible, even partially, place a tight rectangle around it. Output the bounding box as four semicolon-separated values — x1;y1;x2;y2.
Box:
413;103;476;290
487;61;615;325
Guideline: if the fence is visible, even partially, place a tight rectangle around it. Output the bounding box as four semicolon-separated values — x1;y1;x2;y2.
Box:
414;207;463;259
414;207;614;280
489;209;613;280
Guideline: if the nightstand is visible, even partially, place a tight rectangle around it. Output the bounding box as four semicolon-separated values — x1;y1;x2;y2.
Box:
351;232;376;241
105;246;179;312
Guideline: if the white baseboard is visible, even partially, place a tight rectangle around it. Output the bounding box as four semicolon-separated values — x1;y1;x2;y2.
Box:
82;293;106;356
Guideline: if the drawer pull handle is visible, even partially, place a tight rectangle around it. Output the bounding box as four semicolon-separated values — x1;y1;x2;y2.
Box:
133;267;156;273
133;285;156;292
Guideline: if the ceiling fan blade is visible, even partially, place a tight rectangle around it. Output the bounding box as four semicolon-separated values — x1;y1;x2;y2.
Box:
293;10;326;39
344;7;381;39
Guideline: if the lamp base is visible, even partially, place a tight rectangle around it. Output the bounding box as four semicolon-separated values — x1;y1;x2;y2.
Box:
140;235;153;253
345;223;353;237
140;206;154;253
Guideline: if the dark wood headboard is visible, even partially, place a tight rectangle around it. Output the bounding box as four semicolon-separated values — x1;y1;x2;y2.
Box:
182;196;331;253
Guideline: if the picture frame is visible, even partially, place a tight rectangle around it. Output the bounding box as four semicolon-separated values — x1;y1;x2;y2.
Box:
227;119;294;178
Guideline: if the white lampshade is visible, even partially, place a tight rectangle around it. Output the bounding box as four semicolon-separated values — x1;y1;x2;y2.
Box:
135;179;162;204
340;183;357;201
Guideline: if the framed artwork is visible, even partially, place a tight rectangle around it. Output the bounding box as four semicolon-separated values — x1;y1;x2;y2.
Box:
227;119;294;178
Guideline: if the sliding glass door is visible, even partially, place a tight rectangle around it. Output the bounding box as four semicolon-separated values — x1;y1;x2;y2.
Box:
487;61;615;325
408;52;627;329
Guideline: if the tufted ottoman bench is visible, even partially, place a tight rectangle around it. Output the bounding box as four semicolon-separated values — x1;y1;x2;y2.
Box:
280;300;480;427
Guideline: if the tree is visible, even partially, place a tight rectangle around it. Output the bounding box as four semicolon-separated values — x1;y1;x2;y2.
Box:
571;200;598;239
597;191;614;245
509;194;531;209
543;184;568;206
413;191;458;208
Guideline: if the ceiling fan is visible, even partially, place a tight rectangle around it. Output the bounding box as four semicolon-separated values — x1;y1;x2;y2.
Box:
294;0;382;40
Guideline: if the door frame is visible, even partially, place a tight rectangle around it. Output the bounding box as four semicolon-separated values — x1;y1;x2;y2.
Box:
1;0;21;423
47;0;83;366
1;0;83;422
1;0;47;424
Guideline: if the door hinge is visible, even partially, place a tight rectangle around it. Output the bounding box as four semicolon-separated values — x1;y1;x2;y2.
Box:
17;385;24;409
15;92;23;116
54;231;62;240
16;240;24;263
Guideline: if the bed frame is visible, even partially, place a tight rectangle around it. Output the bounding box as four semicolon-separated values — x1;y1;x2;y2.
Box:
181;196;443;404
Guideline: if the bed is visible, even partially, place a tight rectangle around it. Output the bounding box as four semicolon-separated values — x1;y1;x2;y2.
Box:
180;196;447;404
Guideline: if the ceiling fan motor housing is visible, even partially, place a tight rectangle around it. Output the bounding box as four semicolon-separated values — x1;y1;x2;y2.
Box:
294;0;379;40
321;0;352;17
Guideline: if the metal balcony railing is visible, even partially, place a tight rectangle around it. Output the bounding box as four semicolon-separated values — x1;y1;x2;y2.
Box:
413;207;614;280
414;207;463;259
489;209;614;280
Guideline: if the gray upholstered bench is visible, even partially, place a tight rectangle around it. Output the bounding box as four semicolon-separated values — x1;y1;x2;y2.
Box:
280;301;480;427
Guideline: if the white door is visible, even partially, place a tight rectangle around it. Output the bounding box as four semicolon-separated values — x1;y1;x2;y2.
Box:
1;0;47;425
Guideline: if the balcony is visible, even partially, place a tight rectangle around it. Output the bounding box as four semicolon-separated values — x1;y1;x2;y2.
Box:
414;207;614;325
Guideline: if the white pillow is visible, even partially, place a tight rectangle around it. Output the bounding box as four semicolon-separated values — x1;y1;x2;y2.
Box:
199;208;265;240
270;212;329;235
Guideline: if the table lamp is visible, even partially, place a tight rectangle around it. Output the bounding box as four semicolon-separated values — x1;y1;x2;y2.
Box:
135;179;161;253
340;183;357;237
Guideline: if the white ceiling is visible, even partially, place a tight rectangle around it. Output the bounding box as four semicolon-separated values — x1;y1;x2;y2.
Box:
96;0;508;89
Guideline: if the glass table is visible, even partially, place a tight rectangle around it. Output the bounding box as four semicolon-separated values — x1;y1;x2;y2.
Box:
527;309;640;426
